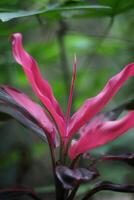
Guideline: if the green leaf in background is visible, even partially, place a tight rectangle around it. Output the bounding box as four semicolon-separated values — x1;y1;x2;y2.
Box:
1;0;134;22
0;3;111;22
99;0;134;15
0;10;43;22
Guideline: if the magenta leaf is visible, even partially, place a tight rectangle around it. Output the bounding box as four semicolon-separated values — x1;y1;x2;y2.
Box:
68;63;134;139
11;33;66;138
69;111;134;159
79;97;134;145
0;104;47;141
69;98;134;159
0;87;57;144
56;165;98;189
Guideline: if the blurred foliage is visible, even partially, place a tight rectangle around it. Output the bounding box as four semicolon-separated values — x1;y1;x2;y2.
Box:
0;0;134;199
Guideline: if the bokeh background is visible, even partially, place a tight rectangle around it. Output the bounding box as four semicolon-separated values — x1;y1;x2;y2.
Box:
0;0;134;199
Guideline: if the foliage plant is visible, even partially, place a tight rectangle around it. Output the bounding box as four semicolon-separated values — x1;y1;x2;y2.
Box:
0;33;134;200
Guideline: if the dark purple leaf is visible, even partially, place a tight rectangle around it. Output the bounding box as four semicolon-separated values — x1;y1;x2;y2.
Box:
93;104;128;124
104;98;134;120
56;166;98;189
93;98;134;124
101;153;134;167
0;87;47;142
82;181;134;200
123;98;134;110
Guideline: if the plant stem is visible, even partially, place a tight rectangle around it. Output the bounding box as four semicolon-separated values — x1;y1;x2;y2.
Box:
47;135;56;169
70;155;81;169
66;182;80;200
55;176;67;200
81;181;134;200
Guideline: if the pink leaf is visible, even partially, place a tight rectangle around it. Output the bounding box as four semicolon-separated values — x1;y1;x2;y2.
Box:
4;86;57;144
69;111;134;160
68;63;134;139
11;33;66;137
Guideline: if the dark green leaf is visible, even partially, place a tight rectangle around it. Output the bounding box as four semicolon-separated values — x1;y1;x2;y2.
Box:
99;0;134;15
